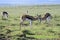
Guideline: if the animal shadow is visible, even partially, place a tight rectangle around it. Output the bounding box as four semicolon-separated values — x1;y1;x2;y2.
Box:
56;24;60;26
17;30;36;40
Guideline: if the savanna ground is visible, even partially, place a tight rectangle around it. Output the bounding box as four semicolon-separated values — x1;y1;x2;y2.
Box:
0;5;60;40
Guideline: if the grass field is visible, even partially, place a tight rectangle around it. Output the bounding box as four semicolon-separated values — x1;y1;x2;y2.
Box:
0;5;60;40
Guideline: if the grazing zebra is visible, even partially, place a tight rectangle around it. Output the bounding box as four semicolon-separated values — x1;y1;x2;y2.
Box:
39;13;52;24
2;11;8;20
20;14;40;26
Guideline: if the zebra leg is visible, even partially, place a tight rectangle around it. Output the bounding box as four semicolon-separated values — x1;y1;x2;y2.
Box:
20;20;24;26
46;17;51;24
29;20;32;26
39;18;41;23
44;19;48;24
20;20;24;30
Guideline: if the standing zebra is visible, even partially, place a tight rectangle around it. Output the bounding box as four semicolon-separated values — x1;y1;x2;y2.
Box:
39;13;52;24
20;14;40;26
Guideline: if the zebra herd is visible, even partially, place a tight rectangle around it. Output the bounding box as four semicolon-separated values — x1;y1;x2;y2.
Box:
2;11;52;26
